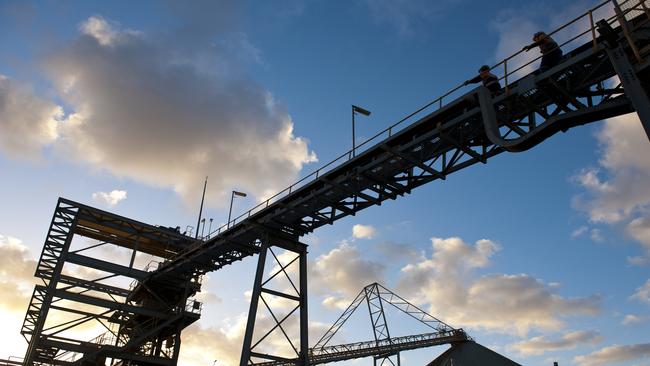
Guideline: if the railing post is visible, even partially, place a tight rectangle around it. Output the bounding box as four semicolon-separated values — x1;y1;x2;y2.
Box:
504;60;509;94
589;10;598;51
612;0;644;62
598;19;650;142
640;0;650;20
240;235;309;366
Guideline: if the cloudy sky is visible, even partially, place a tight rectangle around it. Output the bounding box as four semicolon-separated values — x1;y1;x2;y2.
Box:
1;0;649;365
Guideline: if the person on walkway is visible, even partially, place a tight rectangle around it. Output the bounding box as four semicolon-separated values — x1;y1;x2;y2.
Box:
464;65;502;94
523;31;563;71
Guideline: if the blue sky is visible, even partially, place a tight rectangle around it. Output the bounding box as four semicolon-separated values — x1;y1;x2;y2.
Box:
1;0;649;365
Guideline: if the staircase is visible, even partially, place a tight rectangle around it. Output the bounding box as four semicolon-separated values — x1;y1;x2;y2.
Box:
21;199;79;364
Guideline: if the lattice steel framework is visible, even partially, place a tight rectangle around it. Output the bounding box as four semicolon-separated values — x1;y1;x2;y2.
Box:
240;235;308;366
19;1;650;365
21;198;202;366
253;283;467;366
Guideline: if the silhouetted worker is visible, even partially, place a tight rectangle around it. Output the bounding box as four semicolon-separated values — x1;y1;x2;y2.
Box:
464;65;502;94
523;31;563;71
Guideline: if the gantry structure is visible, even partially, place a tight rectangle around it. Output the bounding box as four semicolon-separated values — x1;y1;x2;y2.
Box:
19;0;650;365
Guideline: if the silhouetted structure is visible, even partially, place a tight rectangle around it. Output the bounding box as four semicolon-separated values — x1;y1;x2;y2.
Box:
20;1;650;365
425;341;521;366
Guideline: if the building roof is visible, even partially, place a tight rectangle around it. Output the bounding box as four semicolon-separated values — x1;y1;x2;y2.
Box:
426;341;522;366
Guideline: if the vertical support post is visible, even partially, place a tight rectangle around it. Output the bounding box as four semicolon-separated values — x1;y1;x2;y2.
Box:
365;283;398;366
240;234;309;366
128;236;141;269
640;0;650;21
504;60;509;94
598;20;650;142
612;0;643;62
299;243;309;366
240;238;269;366
171;325;183;365
589;11;598;52
23;201;79;365
352;106;356;158
196;177;208;239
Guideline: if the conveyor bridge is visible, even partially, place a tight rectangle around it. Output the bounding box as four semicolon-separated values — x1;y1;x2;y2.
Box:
19;1;650;365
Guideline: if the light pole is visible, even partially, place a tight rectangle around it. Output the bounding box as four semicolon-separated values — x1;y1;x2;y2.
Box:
228;190;247;229
352;105;371;157
195;176;208;239
207;218;213;238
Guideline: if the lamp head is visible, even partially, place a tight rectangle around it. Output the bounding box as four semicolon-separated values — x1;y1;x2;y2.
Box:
352;105;371;116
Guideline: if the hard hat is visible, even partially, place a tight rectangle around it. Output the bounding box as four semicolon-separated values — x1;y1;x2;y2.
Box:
478;65;490;73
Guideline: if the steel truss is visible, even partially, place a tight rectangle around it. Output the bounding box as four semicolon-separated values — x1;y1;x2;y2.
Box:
21;198;201;365
240;235;308;366
147;3;650;295
255;283;468;366
20;2;650;365
480;12;650;151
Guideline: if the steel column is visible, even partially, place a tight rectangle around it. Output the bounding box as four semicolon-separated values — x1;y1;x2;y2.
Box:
598;20;650;141
299;242;309;366
23;201;79;365
240;238;270;366
240;234;308;366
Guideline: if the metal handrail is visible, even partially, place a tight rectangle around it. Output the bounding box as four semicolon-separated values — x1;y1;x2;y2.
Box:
496;0;645;89
255;330;468;366
312;330;460;355
205;0;645;240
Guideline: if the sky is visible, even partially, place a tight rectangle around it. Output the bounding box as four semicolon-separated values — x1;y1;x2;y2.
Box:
1;0;650;365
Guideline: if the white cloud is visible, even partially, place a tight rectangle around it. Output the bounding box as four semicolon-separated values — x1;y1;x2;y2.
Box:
352;224;376;239
590;228;604;243
571;226;589;239
0;235;39;362
572;113;650;261
310;241;385;309
509;330;603;356
0;235;37;312
79;16;121;46
572;168;613;194
593;114;650;217
321;296;352;310
180;311;329;366
397;237;600;336
627;255;649;266
490;1;606;79
3;12;317;207
0;75;61;159
92;189;127;207
364;0;459;37
627;216;650;258
375;241;421;262
490;9;540;78
179;320;244;366
631;279;650;304
573;343;650;366
621;314;648;326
